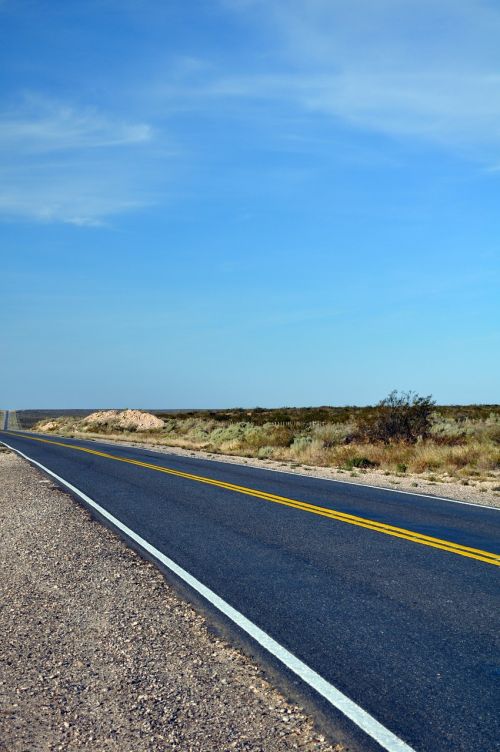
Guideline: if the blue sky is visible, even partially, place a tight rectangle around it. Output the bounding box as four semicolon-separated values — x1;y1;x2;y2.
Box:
1;0;499;408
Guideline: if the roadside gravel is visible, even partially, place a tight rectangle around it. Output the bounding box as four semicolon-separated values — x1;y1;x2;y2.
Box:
0;450;341;752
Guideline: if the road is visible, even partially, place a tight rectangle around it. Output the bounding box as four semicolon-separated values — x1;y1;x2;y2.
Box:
1;428;499;752
4;409;20;430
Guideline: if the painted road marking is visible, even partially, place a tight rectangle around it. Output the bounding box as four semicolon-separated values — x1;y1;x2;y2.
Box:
5;432;500;567
3;441;417;752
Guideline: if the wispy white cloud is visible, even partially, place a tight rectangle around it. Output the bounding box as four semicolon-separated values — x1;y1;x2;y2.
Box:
0;97;162;225
3;1;499;227
0;167;149;227
204;71;500;146
219;0;500;156
0;100;152;153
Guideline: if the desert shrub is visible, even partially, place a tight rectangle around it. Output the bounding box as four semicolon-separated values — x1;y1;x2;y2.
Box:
343;456;378;470
266;426;295;447
486;424;500;445
284;438;330;466
239;426;266;448
244;427;270;450
257;446;273;459
290;436;312;451
162;419;177;432
210;423;248;445
311;422;353;447
396;463;408;473
430;417;467;445
356;390;435;444
242;424;294;449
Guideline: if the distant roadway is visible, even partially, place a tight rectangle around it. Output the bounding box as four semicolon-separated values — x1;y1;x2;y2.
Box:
1;420;499;752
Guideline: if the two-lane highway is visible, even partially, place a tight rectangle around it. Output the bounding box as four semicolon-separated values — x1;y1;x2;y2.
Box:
2;428;499;752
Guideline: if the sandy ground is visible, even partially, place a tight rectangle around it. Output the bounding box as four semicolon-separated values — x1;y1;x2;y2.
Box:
0;449;342;752
57;431;500;510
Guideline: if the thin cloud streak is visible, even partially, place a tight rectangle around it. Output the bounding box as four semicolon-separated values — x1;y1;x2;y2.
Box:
0;108;152;153
221;0;500;156
186;70;500;143
0;98;162;225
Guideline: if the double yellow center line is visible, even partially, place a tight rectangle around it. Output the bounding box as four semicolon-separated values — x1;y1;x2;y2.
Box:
6;432;500;567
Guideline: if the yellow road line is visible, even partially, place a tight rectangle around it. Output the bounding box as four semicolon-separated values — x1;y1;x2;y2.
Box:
6;431;500;567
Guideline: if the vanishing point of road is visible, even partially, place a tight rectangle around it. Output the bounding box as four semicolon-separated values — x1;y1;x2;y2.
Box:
1;415;499;752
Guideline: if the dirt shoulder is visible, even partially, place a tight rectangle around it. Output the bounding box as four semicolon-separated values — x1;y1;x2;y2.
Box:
0;450;341;752
44;430;500;509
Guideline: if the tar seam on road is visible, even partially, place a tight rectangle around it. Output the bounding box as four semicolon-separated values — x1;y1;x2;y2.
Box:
3;440;417;752
5;432;500;567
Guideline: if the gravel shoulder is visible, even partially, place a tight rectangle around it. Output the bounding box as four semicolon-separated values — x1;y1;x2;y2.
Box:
53;432;500;509
0;449;341;752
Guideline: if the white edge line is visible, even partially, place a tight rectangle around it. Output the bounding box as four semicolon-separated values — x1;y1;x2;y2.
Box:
3;440;416;752
15;429;500;512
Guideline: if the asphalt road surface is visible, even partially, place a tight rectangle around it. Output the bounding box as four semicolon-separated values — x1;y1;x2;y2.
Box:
2;425;499;752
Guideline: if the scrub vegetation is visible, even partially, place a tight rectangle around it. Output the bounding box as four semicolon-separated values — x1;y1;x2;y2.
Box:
26;394;500;484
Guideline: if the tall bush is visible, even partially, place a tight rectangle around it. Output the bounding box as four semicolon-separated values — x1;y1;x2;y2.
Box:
356;390;435;444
